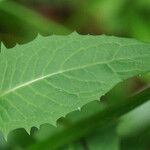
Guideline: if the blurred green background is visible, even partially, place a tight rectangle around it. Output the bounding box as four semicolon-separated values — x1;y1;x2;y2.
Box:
0;0;150;47
0;0;150;150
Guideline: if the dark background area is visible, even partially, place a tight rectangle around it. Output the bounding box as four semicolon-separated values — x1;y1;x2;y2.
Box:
0;0;150;47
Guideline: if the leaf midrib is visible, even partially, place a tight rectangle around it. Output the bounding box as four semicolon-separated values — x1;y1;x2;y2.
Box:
0;60;112;98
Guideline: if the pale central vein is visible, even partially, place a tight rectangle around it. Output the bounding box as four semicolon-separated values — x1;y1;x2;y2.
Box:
0;61;110;98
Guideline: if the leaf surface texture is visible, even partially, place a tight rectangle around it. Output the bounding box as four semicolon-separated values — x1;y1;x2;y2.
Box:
0;33;150;135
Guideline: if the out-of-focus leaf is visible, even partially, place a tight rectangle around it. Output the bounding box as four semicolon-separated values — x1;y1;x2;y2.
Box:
6;128;35;149
27;88;150;150
34;101;118;150
0;1;70;47
120;125;150;150
118;101;150;136
86;125;119;150
34;124;57;142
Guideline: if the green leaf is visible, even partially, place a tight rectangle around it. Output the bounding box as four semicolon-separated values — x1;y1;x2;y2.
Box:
6;128;35;150
34;101;106;142
120;125;150;150
35;122;119;150
0;132;7;150
59;102;119;150
34;101;118;150
27;87;150;150
86;125;119;150
0;33;150;136
118;101;150;136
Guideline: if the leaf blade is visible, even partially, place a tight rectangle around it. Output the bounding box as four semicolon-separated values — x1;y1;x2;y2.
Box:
0;33;150;135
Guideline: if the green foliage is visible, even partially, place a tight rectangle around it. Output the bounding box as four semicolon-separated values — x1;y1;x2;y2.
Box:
27;87;150;150
0;1;70;47
0;1;150;149
0;33;150;137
